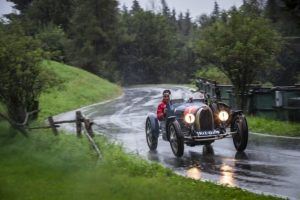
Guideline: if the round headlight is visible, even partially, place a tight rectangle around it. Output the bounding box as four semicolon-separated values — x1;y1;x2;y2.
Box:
185;113;195;124
218;111;229;121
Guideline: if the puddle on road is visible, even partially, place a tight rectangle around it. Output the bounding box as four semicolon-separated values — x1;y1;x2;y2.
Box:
219;164;235;186
186;167;201;180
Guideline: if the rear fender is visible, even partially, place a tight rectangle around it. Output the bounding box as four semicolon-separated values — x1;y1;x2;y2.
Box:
147;113;160;138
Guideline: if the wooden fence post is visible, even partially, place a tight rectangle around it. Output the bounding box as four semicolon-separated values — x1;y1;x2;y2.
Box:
84;119;94;138
76;111;82;137
48;116;58;136
84;129;102;160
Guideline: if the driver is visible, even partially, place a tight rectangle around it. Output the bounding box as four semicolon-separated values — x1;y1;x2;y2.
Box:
157;89;171;121
157;90;171;135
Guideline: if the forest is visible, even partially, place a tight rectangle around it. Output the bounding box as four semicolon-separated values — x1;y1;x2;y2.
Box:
2;0;299;85
1;0;300;120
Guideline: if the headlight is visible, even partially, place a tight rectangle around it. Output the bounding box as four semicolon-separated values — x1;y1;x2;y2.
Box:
185;113;195;124
218;111;229;121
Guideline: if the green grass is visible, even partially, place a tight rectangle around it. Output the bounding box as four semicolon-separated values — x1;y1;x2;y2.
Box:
0;122;283;200
38;60;122;119
247;115;300;137
195;66;231;84
0;103;6;115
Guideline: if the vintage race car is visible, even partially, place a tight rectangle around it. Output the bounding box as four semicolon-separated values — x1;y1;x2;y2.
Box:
145;91;248;157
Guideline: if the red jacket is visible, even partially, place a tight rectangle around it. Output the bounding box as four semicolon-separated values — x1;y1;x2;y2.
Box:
157;100;167;121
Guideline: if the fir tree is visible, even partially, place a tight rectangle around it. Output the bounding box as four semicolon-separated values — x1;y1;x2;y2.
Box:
130;0;142;15
161;0;170;18
211;1;220;22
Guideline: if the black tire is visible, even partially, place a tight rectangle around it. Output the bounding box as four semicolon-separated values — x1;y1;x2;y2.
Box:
145;118;158;151
168;120;184;157
231;115;248;152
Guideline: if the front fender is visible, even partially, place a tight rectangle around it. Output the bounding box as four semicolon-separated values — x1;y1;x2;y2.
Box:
230;112;247;130
147;113;160;138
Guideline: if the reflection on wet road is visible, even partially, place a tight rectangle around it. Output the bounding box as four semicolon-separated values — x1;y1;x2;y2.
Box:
55;86;300;200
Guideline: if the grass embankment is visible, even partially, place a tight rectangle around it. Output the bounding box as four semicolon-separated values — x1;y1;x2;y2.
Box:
38;60;122;119
0;61;282;199
247;116;300;137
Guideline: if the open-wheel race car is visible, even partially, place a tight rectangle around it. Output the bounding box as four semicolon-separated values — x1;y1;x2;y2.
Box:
145;90;248;157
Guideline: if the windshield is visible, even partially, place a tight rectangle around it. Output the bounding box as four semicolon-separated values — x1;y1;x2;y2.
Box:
170;89;204;101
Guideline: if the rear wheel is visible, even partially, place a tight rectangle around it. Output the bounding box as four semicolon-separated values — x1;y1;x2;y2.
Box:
231;115;248;152
168;120;184;157
146;118;158;151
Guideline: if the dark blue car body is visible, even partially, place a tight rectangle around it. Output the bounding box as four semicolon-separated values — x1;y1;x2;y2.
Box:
145;97;248;157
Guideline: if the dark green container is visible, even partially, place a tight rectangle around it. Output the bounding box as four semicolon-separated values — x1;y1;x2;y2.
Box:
287;97;300;122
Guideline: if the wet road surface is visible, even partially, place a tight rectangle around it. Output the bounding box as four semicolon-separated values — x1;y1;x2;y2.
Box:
55;86;300;199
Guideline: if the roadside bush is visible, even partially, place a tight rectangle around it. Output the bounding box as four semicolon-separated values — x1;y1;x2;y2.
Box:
195;65;231;84
35;23;67;62
0;20;61;123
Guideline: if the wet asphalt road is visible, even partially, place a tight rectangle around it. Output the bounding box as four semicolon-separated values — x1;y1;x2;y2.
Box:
55;86;300;200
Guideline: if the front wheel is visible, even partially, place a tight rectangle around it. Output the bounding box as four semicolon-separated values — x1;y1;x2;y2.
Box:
146;118;158;151
168;120;184;157
231;115;248;152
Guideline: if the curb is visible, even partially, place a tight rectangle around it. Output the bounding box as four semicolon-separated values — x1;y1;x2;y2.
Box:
250;132;300;140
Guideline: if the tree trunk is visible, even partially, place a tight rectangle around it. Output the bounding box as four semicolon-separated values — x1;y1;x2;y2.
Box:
27;101;39;120
8;105;26;124
234;87;248;113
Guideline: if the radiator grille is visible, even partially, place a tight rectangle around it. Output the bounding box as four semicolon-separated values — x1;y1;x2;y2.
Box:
199;109;214;131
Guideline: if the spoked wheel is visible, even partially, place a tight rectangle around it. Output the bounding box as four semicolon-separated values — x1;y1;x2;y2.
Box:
168;120;184;157
231;115;248;152
145;118;158;151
